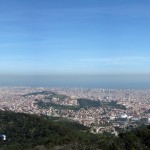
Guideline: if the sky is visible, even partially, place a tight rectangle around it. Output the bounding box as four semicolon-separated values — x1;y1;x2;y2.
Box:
0;0;150;87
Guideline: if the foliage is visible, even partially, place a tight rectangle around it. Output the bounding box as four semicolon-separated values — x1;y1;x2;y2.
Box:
36;100;80;110
0;111;150;150
36;97;126;111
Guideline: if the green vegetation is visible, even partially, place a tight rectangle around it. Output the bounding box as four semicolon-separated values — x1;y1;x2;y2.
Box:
45;93;68;100
77;99;101;108
78;99;126;110
23;91;52;97
0;111;150;150
23;91;69;100
36;98;126;111
25;91;126;110
36;100;80;110
0;111;93;149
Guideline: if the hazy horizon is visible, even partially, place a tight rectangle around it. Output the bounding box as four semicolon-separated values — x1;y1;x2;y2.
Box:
0;74;150;89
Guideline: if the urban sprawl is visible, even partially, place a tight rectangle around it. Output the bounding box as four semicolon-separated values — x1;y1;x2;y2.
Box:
0;87;150;136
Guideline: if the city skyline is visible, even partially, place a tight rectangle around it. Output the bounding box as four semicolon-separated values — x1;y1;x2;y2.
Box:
0;0;150;87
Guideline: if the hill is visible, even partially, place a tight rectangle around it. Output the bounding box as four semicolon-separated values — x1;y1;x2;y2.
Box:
0;111;149;150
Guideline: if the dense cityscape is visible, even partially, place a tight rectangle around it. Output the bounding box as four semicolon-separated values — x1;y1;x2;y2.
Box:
0;87;150;136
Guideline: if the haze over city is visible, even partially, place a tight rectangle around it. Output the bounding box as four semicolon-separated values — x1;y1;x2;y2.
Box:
0;0;150;88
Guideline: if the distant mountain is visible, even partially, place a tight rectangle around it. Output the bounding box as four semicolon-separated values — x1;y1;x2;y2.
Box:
0;111;149;150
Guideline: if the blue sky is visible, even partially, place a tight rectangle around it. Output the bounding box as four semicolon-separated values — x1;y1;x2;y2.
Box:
0;0;150;76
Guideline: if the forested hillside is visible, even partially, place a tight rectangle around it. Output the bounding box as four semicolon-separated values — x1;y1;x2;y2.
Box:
0;111;149;150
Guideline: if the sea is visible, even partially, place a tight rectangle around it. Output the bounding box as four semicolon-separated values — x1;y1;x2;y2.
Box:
0;74;150;89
